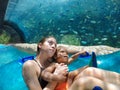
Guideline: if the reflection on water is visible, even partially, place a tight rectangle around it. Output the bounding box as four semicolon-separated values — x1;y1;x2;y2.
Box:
0;44;34;67
69;51;120;73
0;44;32;90
0;44;120;90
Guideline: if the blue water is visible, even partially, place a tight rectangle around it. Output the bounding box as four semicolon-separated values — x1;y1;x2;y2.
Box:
68;51;120;73
0;44;34;90
0;44;34;67
0;44;120;90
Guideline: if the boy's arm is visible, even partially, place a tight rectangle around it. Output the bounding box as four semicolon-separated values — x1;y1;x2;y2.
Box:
41;63;68;82
68;51;86;64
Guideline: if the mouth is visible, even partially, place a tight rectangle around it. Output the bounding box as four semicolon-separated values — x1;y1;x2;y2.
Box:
63;56;68;59
49;49;55;52
63;55;68;58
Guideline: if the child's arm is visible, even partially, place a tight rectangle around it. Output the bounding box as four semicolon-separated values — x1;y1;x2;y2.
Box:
67;65;89;86
68;51;87;64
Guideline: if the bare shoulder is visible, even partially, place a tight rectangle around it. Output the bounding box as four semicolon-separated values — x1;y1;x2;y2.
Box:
52;62;60;68
22;60;40;89
22;60;40;79
23;60;35;68
22;60;37;72
50;62;56;66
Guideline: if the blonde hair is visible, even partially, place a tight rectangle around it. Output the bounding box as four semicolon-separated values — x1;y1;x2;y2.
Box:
54;46;68;59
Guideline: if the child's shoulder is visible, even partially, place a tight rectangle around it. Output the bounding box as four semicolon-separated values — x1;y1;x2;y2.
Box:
49;62;57;67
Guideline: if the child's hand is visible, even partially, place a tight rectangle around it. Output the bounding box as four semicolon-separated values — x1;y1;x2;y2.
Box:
78;51;87;55
78;51;90;58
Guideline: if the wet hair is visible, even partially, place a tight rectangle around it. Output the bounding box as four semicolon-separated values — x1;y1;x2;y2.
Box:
37;36;56;55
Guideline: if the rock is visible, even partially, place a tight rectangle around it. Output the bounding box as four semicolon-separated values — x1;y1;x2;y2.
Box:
10;43;120;55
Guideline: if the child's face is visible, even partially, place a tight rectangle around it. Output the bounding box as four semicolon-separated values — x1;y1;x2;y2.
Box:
56;48;69;64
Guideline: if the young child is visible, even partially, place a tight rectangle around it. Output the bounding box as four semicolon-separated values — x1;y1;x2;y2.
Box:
54;46;87;64
41;46;88;90
41;46;120;90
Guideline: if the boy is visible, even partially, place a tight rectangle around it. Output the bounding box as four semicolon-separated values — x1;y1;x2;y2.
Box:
41;46;88;90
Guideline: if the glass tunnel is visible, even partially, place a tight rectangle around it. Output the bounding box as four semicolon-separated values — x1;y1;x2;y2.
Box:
0;0;120;90
0;0;120;47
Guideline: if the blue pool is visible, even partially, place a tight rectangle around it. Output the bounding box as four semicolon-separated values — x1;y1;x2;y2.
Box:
0;44;120;90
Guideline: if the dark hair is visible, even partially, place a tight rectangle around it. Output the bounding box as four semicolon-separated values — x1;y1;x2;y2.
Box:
37;36;56;55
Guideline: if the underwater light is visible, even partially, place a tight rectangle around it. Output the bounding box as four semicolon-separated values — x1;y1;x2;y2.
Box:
97;61;102;65
56;0;69;3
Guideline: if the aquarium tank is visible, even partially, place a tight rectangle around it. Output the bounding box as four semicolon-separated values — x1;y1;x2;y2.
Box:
0;0;120;90
0;0;119;47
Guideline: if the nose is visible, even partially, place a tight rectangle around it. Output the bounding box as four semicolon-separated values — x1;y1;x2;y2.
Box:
51;44;56;49
63;52;68;56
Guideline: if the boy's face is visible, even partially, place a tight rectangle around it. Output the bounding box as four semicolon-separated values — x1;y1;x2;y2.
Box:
56;48;69;64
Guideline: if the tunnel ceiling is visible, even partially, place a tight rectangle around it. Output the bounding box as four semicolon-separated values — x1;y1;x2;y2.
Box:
1;0;120;47
0;0;9;28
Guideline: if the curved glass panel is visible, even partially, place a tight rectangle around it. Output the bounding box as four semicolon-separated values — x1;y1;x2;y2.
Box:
5;0;120;47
